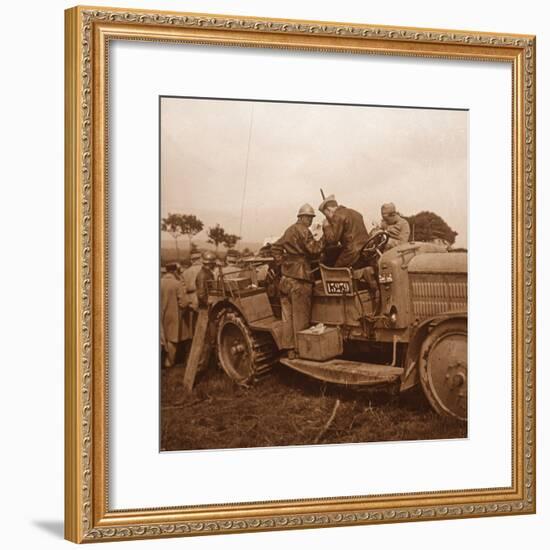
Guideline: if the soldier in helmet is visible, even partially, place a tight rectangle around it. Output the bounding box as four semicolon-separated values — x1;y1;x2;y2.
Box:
275;203;325;357
196;251;217;309
380;202;410;249
182;251;202;310
318;194;370;268
192;250;218;374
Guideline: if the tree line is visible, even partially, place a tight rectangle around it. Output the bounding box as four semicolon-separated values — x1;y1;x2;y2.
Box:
161;213;242;256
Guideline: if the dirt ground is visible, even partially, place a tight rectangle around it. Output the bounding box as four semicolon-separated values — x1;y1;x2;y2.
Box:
160;362;467;451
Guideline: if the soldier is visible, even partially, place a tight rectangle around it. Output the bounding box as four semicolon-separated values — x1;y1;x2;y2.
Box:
194;251;218;372
180;251;202;342
275;203;325;357
225;249;240;266
380;202;410;249
222;250;241;277
318;194;370;268
196;251;217;309
182;251;202;310
160;263;190;368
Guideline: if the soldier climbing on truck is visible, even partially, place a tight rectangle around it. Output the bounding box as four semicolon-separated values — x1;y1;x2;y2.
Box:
318;193;370;268
274;203;325;358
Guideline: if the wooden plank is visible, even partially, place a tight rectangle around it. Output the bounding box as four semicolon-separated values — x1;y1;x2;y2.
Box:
183;309;210;393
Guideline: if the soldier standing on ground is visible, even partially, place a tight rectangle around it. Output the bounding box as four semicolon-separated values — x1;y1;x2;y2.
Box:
194;251;218;371
182;251;203;337
160;263;190;368
196;251;217;309
318;194;370;268
182;252;202;309
177;260;195;362
380;202;410;249
275;204;325;357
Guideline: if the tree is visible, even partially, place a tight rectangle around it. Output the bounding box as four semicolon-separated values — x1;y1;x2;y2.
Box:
161;213;204;260
207;224;227;250
404;211;458;245
180;214;204;248
222;233;241;250
161;213;184;259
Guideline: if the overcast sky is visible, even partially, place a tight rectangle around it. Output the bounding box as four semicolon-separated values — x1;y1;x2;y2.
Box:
161;97;468;247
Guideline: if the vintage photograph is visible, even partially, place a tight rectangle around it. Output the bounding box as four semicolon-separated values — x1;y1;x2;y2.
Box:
159;96;468;451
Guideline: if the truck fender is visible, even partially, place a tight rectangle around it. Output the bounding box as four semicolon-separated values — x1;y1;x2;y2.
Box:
210;296;284;350
210;292;273;324
401;312;467;392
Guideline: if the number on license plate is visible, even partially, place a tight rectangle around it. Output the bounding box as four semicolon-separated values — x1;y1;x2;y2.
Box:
326;281;351;295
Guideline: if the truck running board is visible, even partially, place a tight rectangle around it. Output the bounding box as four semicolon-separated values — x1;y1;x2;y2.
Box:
279;358;403;386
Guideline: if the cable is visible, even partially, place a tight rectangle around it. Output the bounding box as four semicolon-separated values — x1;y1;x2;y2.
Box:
239;103;255;239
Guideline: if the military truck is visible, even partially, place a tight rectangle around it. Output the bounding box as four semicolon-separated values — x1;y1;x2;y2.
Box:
207;232;467;421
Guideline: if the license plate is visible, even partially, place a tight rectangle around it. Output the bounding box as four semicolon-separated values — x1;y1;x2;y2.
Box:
326;281;351;295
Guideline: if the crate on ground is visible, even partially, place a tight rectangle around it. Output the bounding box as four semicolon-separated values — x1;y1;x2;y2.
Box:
296;325;343;361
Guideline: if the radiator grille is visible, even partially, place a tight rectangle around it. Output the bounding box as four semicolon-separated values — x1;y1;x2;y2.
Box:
410;273;467;318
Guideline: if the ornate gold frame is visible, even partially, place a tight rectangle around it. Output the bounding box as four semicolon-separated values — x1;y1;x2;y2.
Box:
65;5;536;543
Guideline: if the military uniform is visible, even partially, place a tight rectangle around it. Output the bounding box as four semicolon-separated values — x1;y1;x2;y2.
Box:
196;265;215;309
160;271;190;367
322;205;370;267
381;214;410;249
275;221;324;350
182;263;202;310
179;262;201;351
193;263;217;372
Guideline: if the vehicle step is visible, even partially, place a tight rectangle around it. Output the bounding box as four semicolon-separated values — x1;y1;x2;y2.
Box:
279;358;402;387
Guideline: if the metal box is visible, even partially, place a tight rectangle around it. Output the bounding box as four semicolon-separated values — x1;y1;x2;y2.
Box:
296;326;343;362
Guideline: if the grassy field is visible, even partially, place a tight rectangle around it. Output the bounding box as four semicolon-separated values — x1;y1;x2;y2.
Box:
160;362;466;451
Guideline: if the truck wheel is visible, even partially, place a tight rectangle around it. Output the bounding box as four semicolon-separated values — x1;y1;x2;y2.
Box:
419;319;467;421
216;309;277;386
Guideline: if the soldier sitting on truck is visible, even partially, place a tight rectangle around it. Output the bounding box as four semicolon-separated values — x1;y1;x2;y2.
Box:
379;202;410;249
318;194;370;268
275;203;325;358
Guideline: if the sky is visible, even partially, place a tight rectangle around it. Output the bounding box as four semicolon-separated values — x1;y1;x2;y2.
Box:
161;97;468;247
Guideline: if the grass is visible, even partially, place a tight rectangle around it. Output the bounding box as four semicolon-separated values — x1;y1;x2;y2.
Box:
160;361;466;451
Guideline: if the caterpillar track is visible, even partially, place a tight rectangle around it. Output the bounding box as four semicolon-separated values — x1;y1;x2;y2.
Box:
215;309;278;386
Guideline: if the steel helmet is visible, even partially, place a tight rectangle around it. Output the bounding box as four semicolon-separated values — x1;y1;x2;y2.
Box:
297;203;315;217
318;194;337;213
201;250;217;265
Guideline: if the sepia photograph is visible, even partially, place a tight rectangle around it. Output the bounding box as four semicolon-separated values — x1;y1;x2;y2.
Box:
159;96;468;452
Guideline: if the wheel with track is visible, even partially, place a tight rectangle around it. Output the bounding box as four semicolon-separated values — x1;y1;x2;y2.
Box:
216;309;278;386
419;319;467;421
